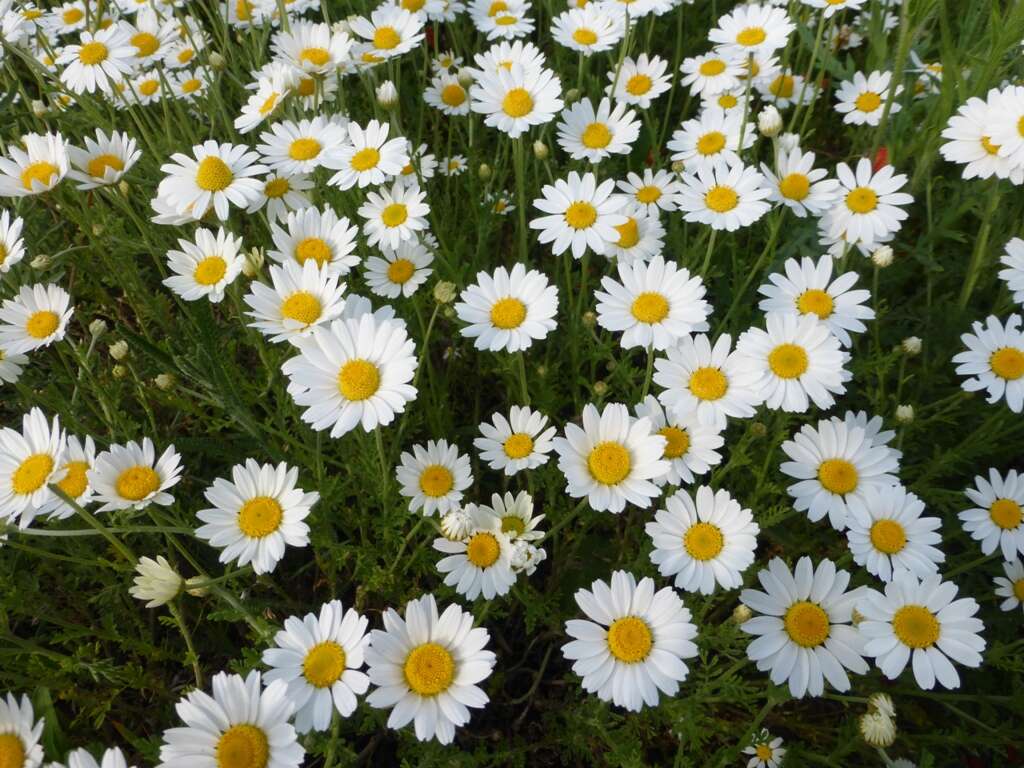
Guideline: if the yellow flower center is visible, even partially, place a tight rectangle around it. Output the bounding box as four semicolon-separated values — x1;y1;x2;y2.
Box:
195;156;234;192
980;135;1001;155
0;734;26;768
778;172;810;201
26;309;60;339
490;297;527;329
658;425;690;459
12;453;53;495
20;161;58;191
564;200;597;229
503;433;534;459
139;79;160;96
846;186;878;214
572;27;598;45
403;642;454;696
63;8;84;23
684;521;724;560
615;217;640;248
696;130;726;156
181;78;201;93
235;0;252;20
115;465;160;501
495;14;517;26
705;185;738;213
441;83;466;106
466;531;501;567
581;122;612;149
487;0;507;15
216;724;269;768
626;73;652;95
699;58;726;76
419;464;454;497
350;147;380;171
0;244;5;263
381;203;408;227
297;77;316;97
303;641;346;688
295;237;332;266
587;441;631;485
387;258;415;284
606;616;653;663
78;41;108;65
767;343;808;379
288;138;321;161
337;359;380;401
990;498;1022;530
855;91;882;112
784;601;829;647
892;605;940;649
817;458;858;495
502;87;533;118
1013;578;1024;602
736;26;767;46
770;74;795;99
501;515;526;535
280;291;321;325
237;496;283;538
57;459;90;498
689;366;727;400
177;48;194;64
718;94;738;108
635;185;661;204
796;289;834;319
990;347;1024;380
870;519;907;554
755;744;773;761
402;0;425;10
373;26;401;50
131;31;159;56
264;177;289;197
299;46;329;66
193;256;227;286
630;291;669;324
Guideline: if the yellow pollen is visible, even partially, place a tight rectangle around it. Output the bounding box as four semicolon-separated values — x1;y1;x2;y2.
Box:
990;347;1024;380
581;122;612;149
817;458;858;495
630;291;669;323
755;744;773;761
139;79;160;96
402;0;425;9
626;73;652;95
115;465;160;501
441;83;466;106
705;185;738;213
78;41;108;65
501;515;526;535
20;161;58;191
1013;578;1024;602
181;78;201;93
57;460;90;498
0;244;5;263
235;0;252;20
736;26;767;46
176;48;194;64
980;135;1001;155
587;441;631;485
636;185;661;204
258;92;279;115
280;291;321;325
386;258;415;284
1018;116;1024;138
0;734;26;768
303;641;346;688
264;177;289;197
23;8;42;18
86;152;124;178
466;531;501;567
503;433;534;459
699;58;726;76
696;130;726;156
606;616;653;663
846;186;878;213
297;77;316;97
373;26;401;50
11;453;53;495
495;14;517;26
487;0;507;15
350;147;380;171
195;156;233;192
796;289;834;319
718;94;738;108
337;359;380;401
689;366;727;400
892;605;940;649
237;496;283;538
615;217;640;248
419;464;454;497
131;31;159;56
502;87;534;118
770;74;795;99
26;310;60;339
767;342;808;379
216;724;269;768
403;642;455;696
870;519;907;554
193;256;227;286
784;601;830;647
564;201;597;229
855;91;882;112
684;521;724;560
990;498;1022;530
381;203;408;228
658;426;689;459
288;138;321;161
572;27;598;45
489;297;527;329
63;8;84;23
295;237;332;266
779;172;810;201
298;47;330;67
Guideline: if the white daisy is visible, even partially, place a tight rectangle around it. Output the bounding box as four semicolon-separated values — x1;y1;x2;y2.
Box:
676;159;772;232
633;395;724;486
272;20;352;74
0;693;44;768
469;38;545;79
616;168;680;216
245;259;346;344
998;238;1024;306
480;490;545;542
57;25;135;95
157;140;268;221
757;70;816;109
550;5;623;56
605;207;667;265
124;6;178;66
162;227;244;303
349;5;424;60
952;313;1024;413
0;407;64;525
986;85;1024;170
960;467;1024;562
994;558;1024;613
824;158;913;246
0;131;69;198
325;119;409;190
0;209;25;272
473;405;556;475
256;117;348;176
269;205;360;277
680;51;744;97
396;439;473;517
32;433;96;522
939;87;1024;183
556;97;640;164
234;71;292;135
454;263;559;353
469;63;564;138
0;283;73;354
835;70;902;126
667;107;755;173
434;503;516;600
424;72;471;116
66;129;141;190
246;171;314;224
89;438;182;512
0;348;27;385
743;731;786;768
606;53;671;108
708;3;795;57
530;170;628;259
358;180;431;251
759;147;840;217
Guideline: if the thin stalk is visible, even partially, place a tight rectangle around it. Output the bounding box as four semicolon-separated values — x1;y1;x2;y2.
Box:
50;486;136;564
516;351;530;405
957;180;1001;309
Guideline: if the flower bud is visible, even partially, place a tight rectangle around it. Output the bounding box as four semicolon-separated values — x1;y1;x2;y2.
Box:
112;364;128;379
750;421;767;438
108;340;129;361
732;604;753;624
457;67;474;88
564;87;581;104
433;281;457;304
89;319;108;338
155;373;175;390
593;380;608;396
510;540;546;575
129;556;183;608
895;404;914;424
758;105;782;137
242;247;264;277
184;576;210;597
901;336;921;356
670;159;686;174
871;245;894;267
777;132;801;153
533;140;549;160
208;51;225;69
868;692;895;719
31;253;51;269
582;310;596;329
376;80;398;109
441;509;473;541
118;180;130;196
858;712;896;748
478;163;492;180
92;223;104;236
31;99;47;118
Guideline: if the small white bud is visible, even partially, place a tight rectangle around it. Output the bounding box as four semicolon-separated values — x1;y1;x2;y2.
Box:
777;132;801;153
89;319;108;338
440;508;473;541
732;604;753;624
208;51;225;69
433;281;457;304
108;340;129;361
858;712;896;748
31;253;51;269
31;99;47;117
758;105;782;137
510;540;546;575
901;336;921;356
376;80;398;109
129;556;183;608
155;373;175;390
242;247;264;278
868;692;896;719
671;159;686;174
871;245;894;267
457;67;475;88
564;87;581;104
532;140;549;160
895;404;914;424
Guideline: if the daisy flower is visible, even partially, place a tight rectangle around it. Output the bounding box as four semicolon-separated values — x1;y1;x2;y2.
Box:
32;433;96;522
804;0;865;16
952;314;1024;413
364;594;495;744
477;6;534;40
0;283;73;354
66;129;141;189
269;205;359;277
858;572;985;690
157;140;268;221
835;70;902;126
0;131;69;197
89;438;182;513
780;415;901;531
757;255;874;347
171;68;211;101
667;107;755;172
703;88;752;115
65;746;137;768
396;439;472;516
737;313;848;413
757;71;816;109
676;159;772;232
744;731;786;768
759;147;840;217
245;260;346;344
325;119;409;190
365;238;433;299
994;558;1024;613
349;6;424;60
47;1;87;34
469;38;545;78
708;3;795;57
846;484;944;583
262;599;369;733
272;20;352;74
647;486;758;595
439;154;468;176
998;238;1024;306
550;5;622;56
283;314;418;437
454;263;558;353
257;117;348;176
246;171;314;223
358;181;431;251
741;557;869;698
125;6;178;66
634;395;724;486
988;85;1024;169
960;467;1024;561
680;51;744;97
616;168;680;216
0;209;25;272
606;53;671;107
562;570;698;711
939;87;1024;183
556;97;640;164
424;72;471;116
234;71;292;135
0;694;44;768
530;171;628;259
57;26;135;95
0;407;64;525
480;490;545;541
0;348;27;384
434;504;516;600
654;333;765;428
552;402;669;514
825;158;913;246
606;207;667;264
157;671;303;768
474;405;556;475
162;227;244;303
594;254;709;351
469;63;564;138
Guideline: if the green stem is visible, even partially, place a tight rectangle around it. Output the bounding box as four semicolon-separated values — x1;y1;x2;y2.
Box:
168;600;203;688
516;351;530;405
700;229;718;276
788;10;827;133
957;180;1001;309
640;345;655;399
541;498;588;543
49;486;136;564
513;136;529;263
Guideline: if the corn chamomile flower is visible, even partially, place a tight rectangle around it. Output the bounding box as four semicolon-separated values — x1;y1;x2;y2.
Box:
66;129;140;189
0;131;69;197
617;169;680;217
835;70;901;126
439;155;467;176
550;5;622;56
744;731;785;768
269;205;359;277
708;3;794;57
676;158;771;232
424;72;471;115
952;313;1024;413
0;283;73;354
481;490;544;542
994;558;1024;613
361;238;429;299
245;259;346;344
0;693;44;768
163;227;244;303
607;53;670;108
473;405;556;475
325;119;409;190
556;97;640;164
0;348;27;384
235;71;292;134
396;439;472;516
349;6;424;60
32;433;96;522
158;140;268;221
530;171;628;259
552;402;669;514
0;407;64;525
780;415;901;531
283;313;418;436
262;600;369;733
825;158;913;246
986;85;1024;170
634;395;724;486
646;486;759;594
247;171;314;223
960;467;1024;561
858;571;985;690
57;26;135;95
0;209;25;272
125;6;178;66
257;117;347;177
157;671;303;768
470;63;564;138
741;556;869;697
939;87;1024;183
605;207;667;264
477;5;534;40
668;107;755;172
434;504;516;600
454;263;558;353
358;181;431;251
364;594;495;744
171;67;211;101
129;556;183;609
272;20;352;74
89;437;182;512
469;38;545;79
760;147;840;217
757;70;816;109
998;238;1024;306
562;570;698;711
680;51;744;97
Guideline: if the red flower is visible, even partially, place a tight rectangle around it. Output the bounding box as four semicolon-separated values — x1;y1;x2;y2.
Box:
872;146;889;172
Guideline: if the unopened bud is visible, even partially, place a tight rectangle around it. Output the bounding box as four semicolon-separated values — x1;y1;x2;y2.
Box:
457;67;474;88
184;576;210;597
901;336;921;356
433;280;457;304
208;51;225;69
564;87;581;104
108;340;129;360
777;132;801;153
532;140;548;160
155;372;175;390
592;380;608;396
112;364;128;379
332;19;352;35
858;712;896;748
478;163;491;180
582;310;596;328
750;421;767;438
671;159;685;174
89;319;108;337
895;404;914;424
118;180;130;196
92;223;104;236
758;105;782;137
733;604;753;624
31;253;51;269
31;99;46;118
871;245;894;267
242;247;264;277
868;693;896;719
376;80;398;109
